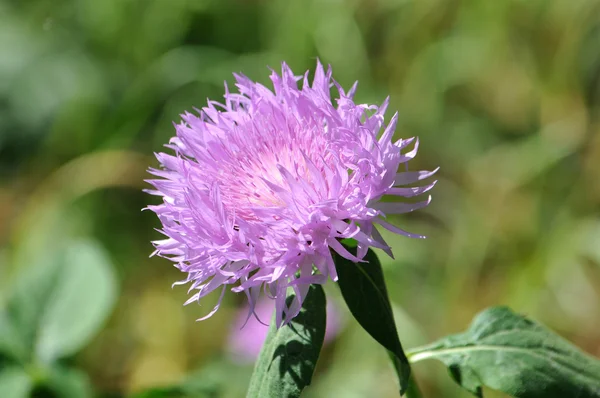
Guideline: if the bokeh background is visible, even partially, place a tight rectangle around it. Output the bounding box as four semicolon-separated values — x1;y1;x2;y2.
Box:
2;0;600;397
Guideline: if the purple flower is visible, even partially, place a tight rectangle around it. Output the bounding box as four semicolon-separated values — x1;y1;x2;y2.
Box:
146;61;437;326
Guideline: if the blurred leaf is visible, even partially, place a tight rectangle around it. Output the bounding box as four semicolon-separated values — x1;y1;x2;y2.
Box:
5;251;66;362
247;284;326;398
9;51;107;132
35;240;117;363
129;386;212;398
129;387;185;398
111;46;235;149
129;361;246;398
130;358;253;398
44;367;93;398
0;9;45;93
0;367;32;398
407;307;600;397
333;246;410;395
469;123;583;193
6;239;117;364
0;310;27;363
182;358;251;398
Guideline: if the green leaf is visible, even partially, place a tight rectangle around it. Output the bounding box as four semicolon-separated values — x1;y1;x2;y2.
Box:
333;246;411;395
0;367;32;398
5;250;67;362
6;239;117;364
407;306;600;398
0;310;27;363
129;387;186;398
129;386;212;398
45;367;94;398
247;284;326;398
129;358;252;398
35;240;118;363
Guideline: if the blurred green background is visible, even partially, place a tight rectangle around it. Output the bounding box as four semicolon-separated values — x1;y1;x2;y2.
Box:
1;0;600;397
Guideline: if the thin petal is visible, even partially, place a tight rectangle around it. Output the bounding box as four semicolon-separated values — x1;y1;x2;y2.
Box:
375;218;426;239
373;196;431;214
387;181;437;197
394;168;439;186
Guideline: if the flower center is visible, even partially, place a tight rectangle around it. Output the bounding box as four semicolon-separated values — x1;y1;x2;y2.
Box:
216;137;329;223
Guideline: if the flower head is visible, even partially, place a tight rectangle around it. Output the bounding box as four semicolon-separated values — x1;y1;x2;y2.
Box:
146;61;437;326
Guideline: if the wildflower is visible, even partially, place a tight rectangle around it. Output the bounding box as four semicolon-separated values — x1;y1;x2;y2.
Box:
146;61;437;326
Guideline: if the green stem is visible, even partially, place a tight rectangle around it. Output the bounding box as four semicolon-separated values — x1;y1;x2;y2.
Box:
406;348;427;364
404;373;424;398
403;351;424;397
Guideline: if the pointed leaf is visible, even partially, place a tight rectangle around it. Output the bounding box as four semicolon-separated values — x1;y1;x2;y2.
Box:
0;367;32;398
5;239;117;364
0;310;27;363
332;245;410;395
247;284;326;398
130;359;245;398
35;240;118;362
408;306;600;398
129;387;190;398
5;251;66;362
45;367;94;398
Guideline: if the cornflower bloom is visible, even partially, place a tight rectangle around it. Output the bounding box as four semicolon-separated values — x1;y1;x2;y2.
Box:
146;61;437;326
